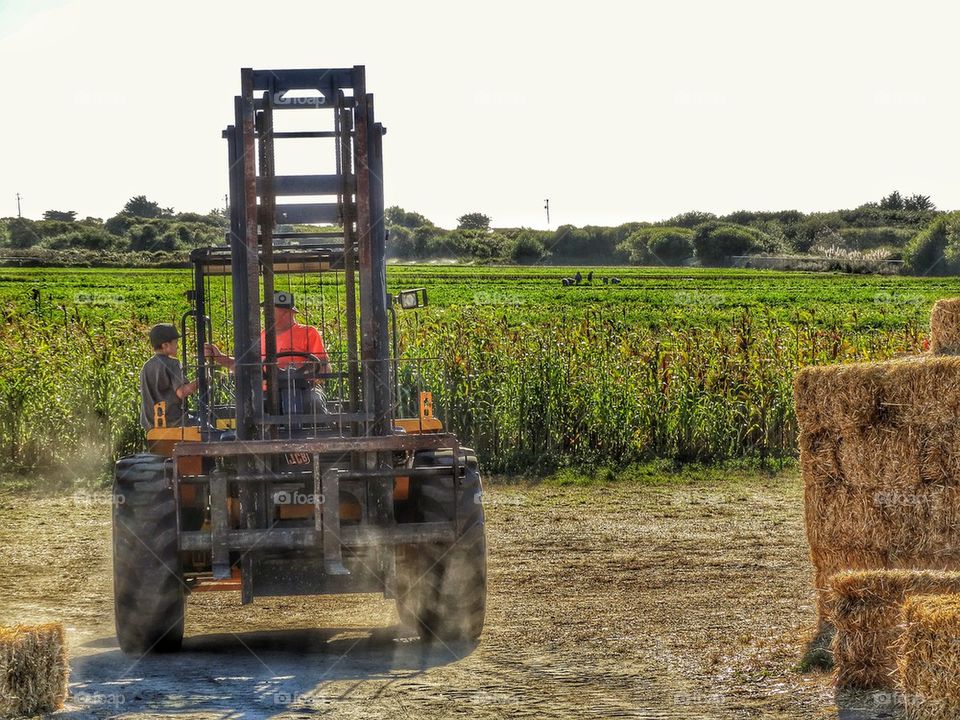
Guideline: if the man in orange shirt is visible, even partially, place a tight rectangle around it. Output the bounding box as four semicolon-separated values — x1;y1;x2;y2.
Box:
205;291;331;411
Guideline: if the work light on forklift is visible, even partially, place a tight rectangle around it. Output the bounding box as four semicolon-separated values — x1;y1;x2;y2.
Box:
397;288;427;310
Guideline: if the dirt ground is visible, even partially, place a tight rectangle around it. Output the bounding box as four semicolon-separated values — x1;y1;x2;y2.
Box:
0;470;901;719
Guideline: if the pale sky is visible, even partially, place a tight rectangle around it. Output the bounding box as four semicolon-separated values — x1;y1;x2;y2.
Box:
1;0;958;229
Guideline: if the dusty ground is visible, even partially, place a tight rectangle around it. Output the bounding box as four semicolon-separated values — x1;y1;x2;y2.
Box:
0;469;901;719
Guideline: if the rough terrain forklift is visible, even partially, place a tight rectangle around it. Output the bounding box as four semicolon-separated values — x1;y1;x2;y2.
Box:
112;67;487;653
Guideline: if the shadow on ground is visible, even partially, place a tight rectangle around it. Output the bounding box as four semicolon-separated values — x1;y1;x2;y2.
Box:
59;625;474;718
835;689;903;720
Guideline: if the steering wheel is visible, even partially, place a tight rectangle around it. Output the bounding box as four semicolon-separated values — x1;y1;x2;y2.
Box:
273;351;326;382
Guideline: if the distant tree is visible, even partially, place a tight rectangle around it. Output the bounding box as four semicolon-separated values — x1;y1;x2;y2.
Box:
386;206;434;229
412;224;444;256
7;218;39;249
43;227;119;251
692;223;765;266
123;195;164;219
879;191;905;211
903;213;960;275
127;224;160;251
387;225;415;258
175;225;192;246
904;194;935;212
457;212;491;231
42;210;77;222
662;210;717;229
105;213;135;236
510;231;547;263
158;230;179;251
619;227;694;266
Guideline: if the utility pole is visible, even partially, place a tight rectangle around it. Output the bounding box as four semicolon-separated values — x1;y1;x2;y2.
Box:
544;198;550;227
224;194;229;214
16;193;21;218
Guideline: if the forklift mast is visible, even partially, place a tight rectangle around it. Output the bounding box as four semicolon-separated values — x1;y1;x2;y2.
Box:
207;66;391;442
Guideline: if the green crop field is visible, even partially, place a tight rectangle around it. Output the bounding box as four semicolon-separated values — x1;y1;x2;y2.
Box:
2;264;959;480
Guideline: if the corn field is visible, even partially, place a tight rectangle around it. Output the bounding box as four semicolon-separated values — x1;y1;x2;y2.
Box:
0;266;947;478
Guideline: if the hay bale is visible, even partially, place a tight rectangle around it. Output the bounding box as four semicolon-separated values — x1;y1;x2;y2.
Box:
795;356;960;434
807;483;960;559
828;570;960;690
930;298;960;355
0;623;68;718
796;353;960;617
897;593;960;720
794;362;885;434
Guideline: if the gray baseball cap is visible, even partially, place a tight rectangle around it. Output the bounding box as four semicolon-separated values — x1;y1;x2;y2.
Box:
148;323;180;347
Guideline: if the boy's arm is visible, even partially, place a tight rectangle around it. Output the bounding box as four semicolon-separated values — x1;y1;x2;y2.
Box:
168;360;196;400
176;379;199;399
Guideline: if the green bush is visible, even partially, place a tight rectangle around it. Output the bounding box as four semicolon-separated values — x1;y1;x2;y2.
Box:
386;206;434;229
174;211;228;228
692;223;767;266
660;211;717;229
903;213;960;275
43;228;121;251
105;213;135;236
127;224;159;252
387;225;415;258
511;231;548;263
837;227;914;250
7;218;40;249
413;225;445;256
618;227;694;265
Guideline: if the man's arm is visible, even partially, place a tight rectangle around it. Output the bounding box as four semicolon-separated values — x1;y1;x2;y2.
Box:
308;328;332;375
205;343;236;371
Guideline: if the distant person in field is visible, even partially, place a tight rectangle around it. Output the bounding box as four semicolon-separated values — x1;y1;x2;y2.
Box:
587;270;594;283
139;323;198;429
575;271;582;285
205;291;331;411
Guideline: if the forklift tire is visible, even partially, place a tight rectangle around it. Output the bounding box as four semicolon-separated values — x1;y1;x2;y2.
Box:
112;453;185;654
397;448;487;642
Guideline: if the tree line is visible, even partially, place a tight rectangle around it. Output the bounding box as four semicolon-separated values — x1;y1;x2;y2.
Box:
1;191;956;274
0;196;227;259
386;192;945;272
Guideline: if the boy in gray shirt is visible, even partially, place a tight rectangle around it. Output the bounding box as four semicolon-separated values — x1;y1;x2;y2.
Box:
140;324;198;429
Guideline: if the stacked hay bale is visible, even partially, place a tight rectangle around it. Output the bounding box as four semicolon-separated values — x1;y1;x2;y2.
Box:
897;594;960;720
795;300;960;620
930;298;960;354
0;623;68;718
827;569;960;689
